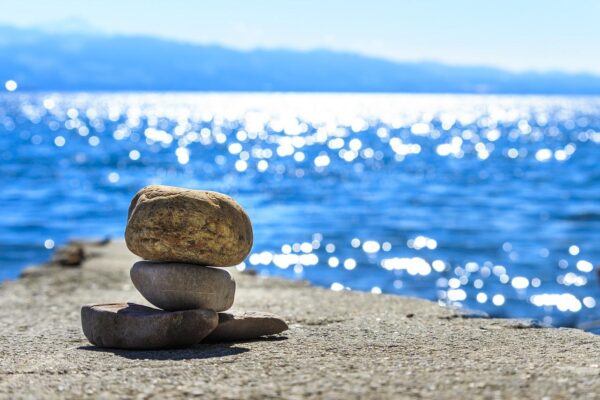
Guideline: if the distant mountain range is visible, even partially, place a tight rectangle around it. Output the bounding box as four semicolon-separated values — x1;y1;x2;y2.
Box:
2;25;600;94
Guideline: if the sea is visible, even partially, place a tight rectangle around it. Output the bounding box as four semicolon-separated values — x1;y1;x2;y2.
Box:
1;93;599;331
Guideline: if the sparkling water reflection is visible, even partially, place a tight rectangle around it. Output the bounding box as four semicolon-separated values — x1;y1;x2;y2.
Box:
1;93;599;330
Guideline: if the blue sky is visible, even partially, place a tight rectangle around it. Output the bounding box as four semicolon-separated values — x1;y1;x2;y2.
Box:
2;0;599;74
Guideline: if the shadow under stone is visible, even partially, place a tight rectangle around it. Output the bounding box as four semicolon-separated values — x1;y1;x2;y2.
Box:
78;343;250;360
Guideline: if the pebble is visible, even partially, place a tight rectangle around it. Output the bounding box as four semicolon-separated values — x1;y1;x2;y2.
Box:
52;243;85;266
130;261;236;312
204;310;288;342
125;185;253;267
81;303;218;349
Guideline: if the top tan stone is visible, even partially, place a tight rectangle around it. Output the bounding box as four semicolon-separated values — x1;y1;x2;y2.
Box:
125;185;253;266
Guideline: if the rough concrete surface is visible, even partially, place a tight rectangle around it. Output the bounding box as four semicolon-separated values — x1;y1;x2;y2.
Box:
2;241;600;399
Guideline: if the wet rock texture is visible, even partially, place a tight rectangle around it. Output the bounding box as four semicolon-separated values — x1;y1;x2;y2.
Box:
205;311;288;342
125;185;253;267
81;303;218;350
130;261;236;312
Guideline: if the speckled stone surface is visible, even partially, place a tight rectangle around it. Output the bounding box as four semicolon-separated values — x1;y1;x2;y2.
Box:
81;303;218;350
2;241;600;399
130;261;235;312
125;185;253;267
204;311;288;342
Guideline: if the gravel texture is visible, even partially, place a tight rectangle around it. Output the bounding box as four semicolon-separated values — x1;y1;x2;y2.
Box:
2;240;600;399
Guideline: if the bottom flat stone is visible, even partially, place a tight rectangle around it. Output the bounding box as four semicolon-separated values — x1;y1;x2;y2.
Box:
81;303;218;350
204;310;288;342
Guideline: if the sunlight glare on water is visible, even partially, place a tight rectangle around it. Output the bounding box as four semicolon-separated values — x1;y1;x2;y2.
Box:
0;93;599;330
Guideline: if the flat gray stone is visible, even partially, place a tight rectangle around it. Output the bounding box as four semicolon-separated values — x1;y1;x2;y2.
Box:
204;310;288;342
81;302;217;350
130;261;236;312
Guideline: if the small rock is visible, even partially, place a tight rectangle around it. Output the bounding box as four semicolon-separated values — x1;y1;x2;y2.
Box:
240;268;258;276
130;261;236;312
81;303;217;349
125;185;253;267
204;310;288;342
52;243;85;266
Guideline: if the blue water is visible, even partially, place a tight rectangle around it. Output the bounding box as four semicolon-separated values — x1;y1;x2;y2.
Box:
1;93;599;330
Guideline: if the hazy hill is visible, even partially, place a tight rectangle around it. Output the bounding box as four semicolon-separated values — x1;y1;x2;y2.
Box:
1;25;600;93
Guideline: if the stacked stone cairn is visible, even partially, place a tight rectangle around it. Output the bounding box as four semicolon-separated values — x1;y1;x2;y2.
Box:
81;185;288;350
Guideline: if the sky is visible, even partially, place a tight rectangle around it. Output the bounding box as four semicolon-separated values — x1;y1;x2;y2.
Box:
1;0;599;74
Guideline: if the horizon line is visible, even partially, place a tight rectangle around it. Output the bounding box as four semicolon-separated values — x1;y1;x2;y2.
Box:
1;22;599;78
